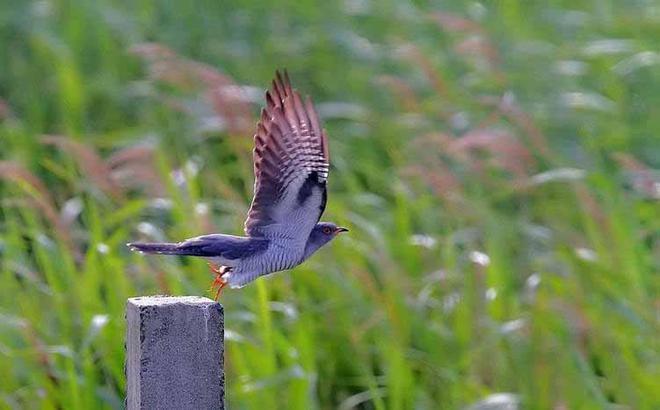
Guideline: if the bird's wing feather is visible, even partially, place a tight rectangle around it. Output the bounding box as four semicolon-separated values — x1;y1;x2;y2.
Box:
245;70;329;238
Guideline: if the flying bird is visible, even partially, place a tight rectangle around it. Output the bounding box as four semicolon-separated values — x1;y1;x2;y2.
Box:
128;71;347;298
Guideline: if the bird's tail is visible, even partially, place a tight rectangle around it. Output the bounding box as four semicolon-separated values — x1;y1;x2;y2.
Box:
128;242;195;255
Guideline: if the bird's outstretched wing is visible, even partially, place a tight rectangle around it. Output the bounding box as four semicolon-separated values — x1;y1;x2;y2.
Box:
244;71;329;239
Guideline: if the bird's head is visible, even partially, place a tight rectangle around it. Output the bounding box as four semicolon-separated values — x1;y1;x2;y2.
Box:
303;222;348;260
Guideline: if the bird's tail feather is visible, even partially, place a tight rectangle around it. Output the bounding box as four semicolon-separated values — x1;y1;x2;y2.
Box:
127;242;199;255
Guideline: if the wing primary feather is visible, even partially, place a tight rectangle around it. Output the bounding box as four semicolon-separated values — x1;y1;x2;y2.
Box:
244;70;330;237
321;129;330;165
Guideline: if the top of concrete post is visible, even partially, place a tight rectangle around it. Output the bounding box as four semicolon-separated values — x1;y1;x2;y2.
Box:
128;295;216;307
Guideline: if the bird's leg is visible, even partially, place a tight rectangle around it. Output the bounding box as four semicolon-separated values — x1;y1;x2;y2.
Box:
211;275;228;300
208;263;229;300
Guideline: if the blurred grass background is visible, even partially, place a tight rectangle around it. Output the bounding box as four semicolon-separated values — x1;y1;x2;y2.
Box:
1;0;659;409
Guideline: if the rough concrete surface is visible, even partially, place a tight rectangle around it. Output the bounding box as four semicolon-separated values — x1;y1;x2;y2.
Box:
126;296;224;410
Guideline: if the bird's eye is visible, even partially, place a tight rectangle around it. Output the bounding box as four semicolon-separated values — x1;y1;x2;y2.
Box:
322;227;332;235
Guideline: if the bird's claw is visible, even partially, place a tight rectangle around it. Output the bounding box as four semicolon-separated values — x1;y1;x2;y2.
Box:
208;263;222;275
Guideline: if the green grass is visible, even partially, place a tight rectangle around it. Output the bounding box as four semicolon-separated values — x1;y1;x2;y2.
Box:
1;0;659;409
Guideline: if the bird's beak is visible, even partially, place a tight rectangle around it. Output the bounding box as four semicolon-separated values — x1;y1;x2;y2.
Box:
335;227;349;234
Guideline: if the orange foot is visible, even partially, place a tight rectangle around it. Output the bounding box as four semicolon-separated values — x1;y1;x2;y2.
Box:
208;263;229;301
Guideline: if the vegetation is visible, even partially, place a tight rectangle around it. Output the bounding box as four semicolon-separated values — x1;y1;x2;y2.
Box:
0;0;658;408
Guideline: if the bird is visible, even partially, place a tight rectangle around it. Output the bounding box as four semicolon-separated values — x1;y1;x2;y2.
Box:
128;70;347;299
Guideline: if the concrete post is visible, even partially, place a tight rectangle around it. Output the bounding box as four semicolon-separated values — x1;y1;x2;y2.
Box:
126;296;224;410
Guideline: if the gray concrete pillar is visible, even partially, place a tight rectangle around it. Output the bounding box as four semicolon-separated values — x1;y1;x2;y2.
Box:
126;296;224;410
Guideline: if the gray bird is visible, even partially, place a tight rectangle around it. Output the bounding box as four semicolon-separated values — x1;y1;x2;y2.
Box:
128;71;347;298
